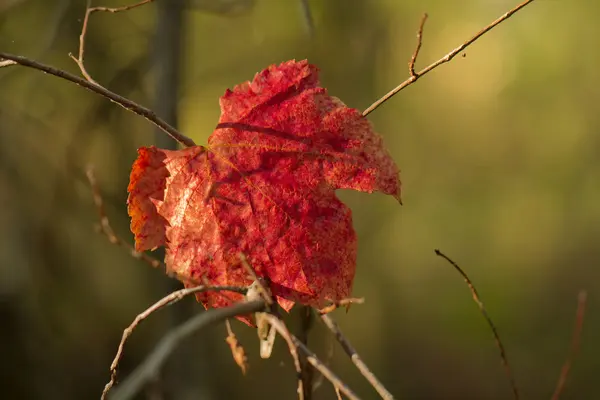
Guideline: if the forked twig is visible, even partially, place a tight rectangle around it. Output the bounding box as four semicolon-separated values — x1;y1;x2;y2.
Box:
550;290;588;400
102;284;248;400
108;300;265;400
363;0;536;116
408;13;428;77
321;314;394;400
434;249;519;400
264;314;361;400
70;0;155;85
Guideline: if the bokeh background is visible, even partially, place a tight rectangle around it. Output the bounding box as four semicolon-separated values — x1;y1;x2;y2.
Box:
1;0;598;399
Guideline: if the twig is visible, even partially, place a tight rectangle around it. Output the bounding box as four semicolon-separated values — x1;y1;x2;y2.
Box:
102;284;247;400
264;312;306;400
0;52;196;147
107;299;264;400
0;59;16;68
239;253;273;306
550;290;588;400
264;314;361;400
318;298;365;315
434;249;519;400
92;0;155;12
70;0;99;85
321;314;394;400
70;0;155;85
408;13;428;77
362;0;536;117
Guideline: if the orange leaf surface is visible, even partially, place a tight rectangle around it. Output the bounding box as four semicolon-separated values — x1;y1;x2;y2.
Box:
128;60;400;323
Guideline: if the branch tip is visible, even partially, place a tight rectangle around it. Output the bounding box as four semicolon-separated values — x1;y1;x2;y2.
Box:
409;12;428;77
362;0;536;117
434;249;520;400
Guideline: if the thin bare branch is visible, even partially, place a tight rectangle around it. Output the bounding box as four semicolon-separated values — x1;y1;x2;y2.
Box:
107;299;264;400
0;52;196;146
409;13;428;77
70;0;155;85
102;284;247;400
434;249;519;400
321;314;394;400
70;0;98;85
551;290;588;400
265;314;361;400
266;312;306;400
363;0;536;117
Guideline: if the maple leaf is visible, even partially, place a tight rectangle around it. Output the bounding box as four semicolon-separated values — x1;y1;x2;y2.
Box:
128;60;400;324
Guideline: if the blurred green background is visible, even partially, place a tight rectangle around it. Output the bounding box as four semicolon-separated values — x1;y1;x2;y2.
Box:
1;0;598;399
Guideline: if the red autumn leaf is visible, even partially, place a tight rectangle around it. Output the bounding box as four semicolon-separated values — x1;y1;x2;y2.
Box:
128;60;400;324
